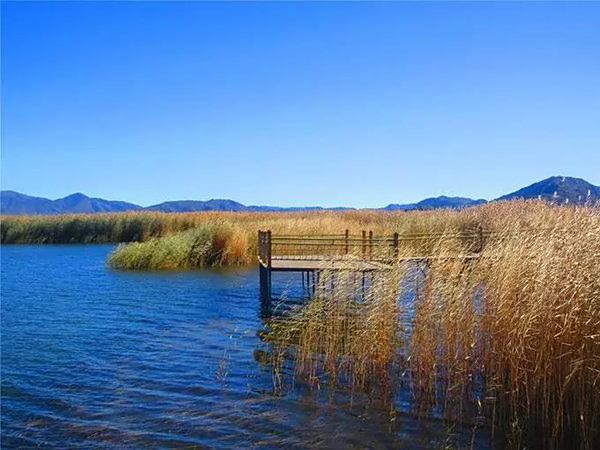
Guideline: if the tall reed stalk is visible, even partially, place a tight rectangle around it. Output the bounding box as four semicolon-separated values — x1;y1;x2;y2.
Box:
267;203;600;449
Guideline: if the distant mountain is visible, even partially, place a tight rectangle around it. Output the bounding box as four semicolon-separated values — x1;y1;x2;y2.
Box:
53;193;142;214
145;200;354;213
1;191;141;215
2;176;598;215
384;196;486;211
0;191;62;215
496;176;600;204
146;199;247;213
0;191;354;215
247;205;353;212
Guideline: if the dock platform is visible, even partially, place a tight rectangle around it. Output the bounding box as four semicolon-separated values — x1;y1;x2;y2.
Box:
257;229;484;302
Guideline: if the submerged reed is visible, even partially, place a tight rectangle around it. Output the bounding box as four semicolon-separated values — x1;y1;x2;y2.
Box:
267;203;600;449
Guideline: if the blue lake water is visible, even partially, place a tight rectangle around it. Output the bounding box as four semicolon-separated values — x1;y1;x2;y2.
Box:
1;245;488;449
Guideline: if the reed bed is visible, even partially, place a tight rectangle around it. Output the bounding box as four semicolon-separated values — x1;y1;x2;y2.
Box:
3;201;599;446
2;200;577;271
1;207;482;245
266;203;600;449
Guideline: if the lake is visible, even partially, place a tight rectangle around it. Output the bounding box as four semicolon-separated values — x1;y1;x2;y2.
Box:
1;245;488;449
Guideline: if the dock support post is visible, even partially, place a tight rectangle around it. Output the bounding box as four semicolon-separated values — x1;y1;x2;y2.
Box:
259;264;272;318
259;230;272;306
306;271;310;294
260;264;269;299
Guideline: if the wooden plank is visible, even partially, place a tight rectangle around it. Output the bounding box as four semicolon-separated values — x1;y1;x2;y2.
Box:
260;254;484;267
270;258;392;272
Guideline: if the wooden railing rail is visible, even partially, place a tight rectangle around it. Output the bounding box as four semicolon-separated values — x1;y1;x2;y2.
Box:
260;229;482;264
258;227;569;266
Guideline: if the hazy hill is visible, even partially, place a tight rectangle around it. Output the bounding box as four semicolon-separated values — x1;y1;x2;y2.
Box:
53;193;142;213
2;176;598;215
0;191;62;215
384;196;486;211
497;176;600;204
1;191;141;215
247;205;353;212
145;201;354;213
145;199;247;213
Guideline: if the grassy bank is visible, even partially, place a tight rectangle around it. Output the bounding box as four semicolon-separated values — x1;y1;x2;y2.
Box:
3;200;578;270
1;212;201;244
267;204;600;448
1;207;485;244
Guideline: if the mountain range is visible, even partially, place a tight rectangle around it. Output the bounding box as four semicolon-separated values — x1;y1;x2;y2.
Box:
1;176;598;215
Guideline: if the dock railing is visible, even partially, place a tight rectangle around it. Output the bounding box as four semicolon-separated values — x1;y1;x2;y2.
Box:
258;228;489;266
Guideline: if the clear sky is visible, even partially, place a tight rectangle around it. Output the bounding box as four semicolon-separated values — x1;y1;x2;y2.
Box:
1;1;599;207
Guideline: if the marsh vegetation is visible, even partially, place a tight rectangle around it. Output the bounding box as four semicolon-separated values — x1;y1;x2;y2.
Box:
266;204;600;449
2;201;599;448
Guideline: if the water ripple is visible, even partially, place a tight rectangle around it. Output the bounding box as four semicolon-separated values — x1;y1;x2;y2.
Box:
1;245;488;448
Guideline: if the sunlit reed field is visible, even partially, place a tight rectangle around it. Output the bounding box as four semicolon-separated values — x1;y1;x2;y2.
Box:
2;201;599;447
3;200;594;270
1;206;492;245
1;206;492;269
0;207;473;269
265;203;600;449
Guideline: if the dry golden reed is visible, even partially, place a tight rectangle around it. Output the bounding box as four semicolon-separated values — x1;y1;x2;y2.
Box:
1;199;557;268
3;201;599;447
266;202;600;449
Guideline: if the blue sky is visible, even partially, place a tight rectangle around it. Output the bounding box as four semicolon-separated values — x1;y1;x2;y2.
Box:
2;2;599;207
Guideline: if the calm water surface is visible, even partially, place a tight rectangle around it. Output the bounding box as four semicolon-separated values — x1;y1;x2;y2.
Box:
1;245;487;449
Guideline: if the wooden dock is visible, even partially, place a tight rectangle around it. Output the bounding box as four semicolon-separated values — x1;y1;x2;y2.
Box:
257;229;485;302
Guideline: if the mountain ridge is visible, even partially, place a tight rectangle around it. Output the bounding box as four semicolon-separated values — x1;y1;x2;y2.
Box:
0;191;142;215
2;176;598;215
496;176;600;204
384;196;487;211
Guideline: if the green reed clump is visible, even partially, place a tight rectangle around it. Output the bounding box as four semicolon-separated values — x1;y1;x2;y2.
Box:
107;223;251;270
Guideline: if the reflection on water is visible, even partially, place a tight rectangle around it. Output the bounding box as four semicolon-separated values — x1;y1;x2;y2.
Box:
1;245;489;448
